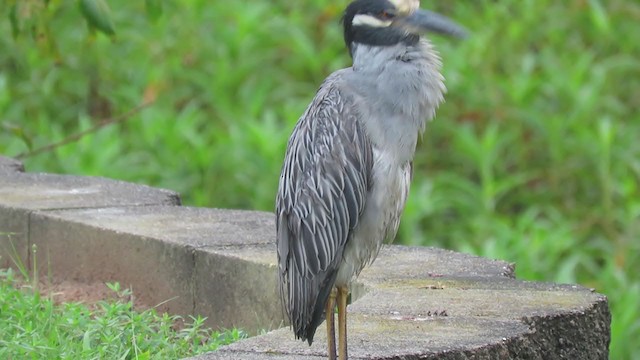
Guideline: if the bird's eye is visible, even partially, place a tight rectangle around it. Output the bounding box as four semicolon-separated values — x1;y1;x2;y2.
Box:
379;10;394;19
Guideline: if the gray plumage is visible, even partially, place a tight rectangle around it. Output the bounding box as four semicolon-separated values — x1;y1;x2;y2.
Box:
275;0;461;348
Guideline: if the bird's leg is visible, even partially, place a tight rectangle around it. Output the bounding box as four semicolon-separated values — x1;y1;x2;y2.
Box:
326;288;337;360
337;285;349;360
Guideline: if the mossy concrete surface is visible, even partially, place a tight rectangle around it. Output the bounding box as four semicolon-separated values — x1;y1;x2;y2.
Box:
0;157;610;359
194;246;609;360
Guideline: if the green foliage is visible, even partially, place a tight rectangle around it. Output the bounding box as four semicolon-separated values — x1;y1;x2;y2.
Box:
0;268;246;359
1;0;639;358
79;0;116;36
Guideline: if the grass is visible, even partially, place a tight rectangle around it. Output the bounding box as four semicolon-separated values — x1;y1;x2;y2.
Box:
0;267;245;359
1;0;639;358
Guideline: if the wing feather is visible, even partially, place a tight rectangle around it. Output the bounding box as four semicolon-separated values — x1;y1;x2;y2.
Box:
275;71;373;343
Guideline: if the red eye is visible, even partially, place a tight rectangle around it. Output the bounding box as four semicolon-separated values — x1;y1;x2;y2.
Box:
380;10;394;19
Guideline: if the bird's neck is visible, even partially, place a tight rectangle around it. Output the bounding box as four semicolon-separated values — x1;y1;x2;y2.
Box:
347;40;446;163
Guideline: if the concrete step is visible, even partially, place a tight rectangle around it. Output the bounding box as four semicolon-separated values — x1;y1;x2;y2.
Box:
0;156;610;359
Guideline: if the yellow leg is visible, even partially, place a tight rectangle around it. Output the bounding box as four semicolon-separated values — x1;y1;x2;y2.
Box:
326;288;337;360
337;285;349;360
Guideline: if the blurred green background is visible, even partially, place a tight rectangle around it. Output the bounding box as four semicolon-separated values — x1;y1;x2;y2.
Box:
1;0;638;358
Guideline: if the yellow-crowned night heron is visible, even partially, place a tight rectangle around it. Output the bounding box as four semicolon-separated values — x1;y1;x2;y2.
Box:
276;0;465;358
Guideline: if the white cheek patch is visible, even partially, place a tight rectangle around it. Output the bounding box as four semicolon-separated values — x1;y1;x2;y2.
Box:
388;0;419;14
352;14;392;28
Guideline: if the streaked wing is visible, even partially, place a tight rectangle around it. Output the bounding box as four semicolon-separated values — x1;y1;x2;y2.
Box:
276;70;373;343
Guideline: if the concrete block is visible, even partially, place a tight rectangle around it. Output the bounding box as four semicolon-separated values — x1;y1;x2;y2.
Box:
194;244;282;334
0;171;180;271
0;207;29;269
24;206;276;323
0;156;24;174
192;245;609;360
30;209;196;316
26;206;274;248
203;350;326;360
0;158;26;268
0;157;610;359
0;171;180;210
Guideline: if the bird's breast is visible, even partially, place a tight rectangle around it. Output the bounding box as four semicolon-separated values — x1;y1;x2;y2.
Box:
335;150;411;286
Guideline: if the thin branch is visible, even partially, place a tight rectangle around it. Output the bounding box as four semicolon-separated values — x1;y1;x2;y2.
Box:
15;100;154;160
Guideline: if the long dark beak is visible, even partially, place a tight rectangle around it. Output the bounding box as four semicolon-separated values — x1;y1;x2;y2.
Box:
396;9;467;38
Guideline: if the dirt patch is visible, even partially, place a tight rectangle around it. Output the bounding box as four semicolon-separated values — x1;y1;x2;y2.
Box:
40;280;118;305
16;277;152;311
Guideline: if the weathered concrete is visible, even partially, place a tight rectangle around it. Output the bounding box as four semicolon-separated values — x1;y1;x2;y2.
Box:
191;246;609;360
0;170;180;269
194;245;282;333
0;157;611;359
0;157;27;267
26;206;274;324
29;208;196;316
0;156;24;174
0;171;180;210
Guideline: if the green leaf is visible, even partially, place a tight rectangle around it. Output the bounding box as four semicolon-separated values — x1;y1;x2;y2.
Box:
587;0;610;34
9;4;19;38
82;330;93;352
2;122;33;151
145;0;163;22
79;0;115;36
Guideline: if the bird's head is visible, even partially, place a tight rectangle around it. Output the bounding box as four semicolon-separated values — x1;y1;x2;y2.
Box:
343;0;466;57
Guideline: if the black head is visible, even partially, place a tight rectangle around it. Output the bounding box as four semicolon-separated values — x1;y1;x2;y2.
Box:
342;0;467;57
343;0;416;56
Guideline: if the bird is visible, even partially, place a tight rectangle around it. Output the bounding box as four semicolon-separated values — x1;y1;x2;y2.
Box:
275;0;466;359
